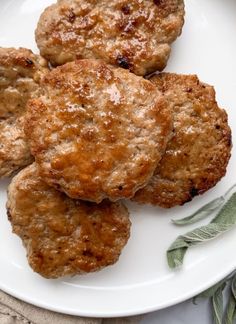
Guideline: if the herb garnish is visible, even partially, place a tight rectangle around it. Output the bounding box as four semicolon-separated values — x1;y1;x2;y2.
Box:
172;184;236;226
167;192;236;269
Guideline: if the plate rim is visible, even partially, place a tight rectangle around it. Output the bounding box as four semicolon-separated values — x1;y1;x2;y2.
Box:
0;264;235;318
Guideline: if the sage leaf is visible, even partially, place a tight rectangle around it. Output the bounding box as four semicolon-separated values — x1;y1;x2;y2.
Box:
212;284;226;324
193;272;236;324
212;192;236;225
231;275;236;300
223;275;236;324
167;224;232;268
172;197;224;226
167;193;236;269
167;247;187;269
181;223;231;242
195;278;228;299
172;184;236;226
224;294;236;324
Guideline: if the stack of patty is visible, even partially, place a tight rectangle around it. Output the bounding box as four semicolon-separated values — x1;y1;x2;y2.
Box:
1;0;232;279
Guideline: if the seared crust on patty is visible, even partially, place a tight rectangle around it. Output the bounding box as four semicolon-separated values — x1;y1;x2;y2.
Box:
35;0;185;75
133;73;232;208
25;60;172;202
0;47;48;177
7;163;131;279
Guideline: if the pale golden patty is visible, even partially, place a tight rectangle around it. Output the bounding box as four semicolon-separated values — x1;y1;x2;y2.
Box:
0;47;48;177
36;0;185;76
25;60;172;203
133;73;232;208
7;163;131;279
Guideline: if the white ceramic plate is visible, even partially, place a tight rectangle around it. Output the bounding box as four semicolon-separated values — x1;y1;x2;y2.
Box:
0;0;236;318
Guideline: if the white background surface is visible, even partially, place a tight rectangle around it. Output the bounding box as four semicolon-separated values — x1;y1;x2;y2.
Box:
0;0;235;320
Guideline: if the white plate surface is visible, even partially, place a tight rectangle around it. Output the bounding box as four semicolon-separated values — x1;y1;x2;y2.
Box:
0;0;236;318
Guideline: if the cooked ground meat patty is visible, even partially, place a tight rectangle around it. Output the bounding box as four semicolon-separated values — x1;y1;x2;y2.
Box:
0;47;48;177
7;163;131;279
0;117;33;178
133;73;232;208
35;0;185;76
0;47;48;119
25;60;172;203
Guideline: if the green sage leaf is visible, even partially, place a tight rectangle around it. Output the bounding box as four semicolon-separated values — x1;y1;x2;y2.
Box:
223;293;236;324
167;224;232;268
212;192;236;225
212;284;226;324
222;274;236;324
196;278;228;299
231;274;236;300
167;247;188;269
167;193;236;269
193;272;236;324
172;197;224;226
172;184;236;226
181;223;231;242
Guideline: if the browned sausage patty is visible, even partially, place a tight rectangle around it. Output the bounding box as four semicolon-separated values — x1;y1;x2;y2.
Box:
0;117;33;177
0;47;48;119
7;163;131;279
133;73;232;208
0;47;48;177
35;0;185;76
25;60;172;203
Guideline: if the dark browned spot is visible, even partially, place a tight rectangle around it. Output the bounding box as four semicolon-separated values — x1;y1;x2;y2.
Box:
96;255;103;261
215;125;221;130
118;186;123;191
153;0;162;5
69;257;75;261
82;250;93;257
186;88;193;93
68;10;76;23
33;252;44;266
190;187;199;198
121;5;130;15
7;209;12;222
25;58;34;66
227;134;232;147
116;55;130;69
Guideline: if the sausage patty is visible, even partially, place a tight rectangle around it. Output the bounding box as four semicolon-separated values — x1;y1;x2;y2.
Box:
25;60;172;202
0;117;33;177
7;163;131;279
133;73;232;208
35;0;185;75
0;47;48;177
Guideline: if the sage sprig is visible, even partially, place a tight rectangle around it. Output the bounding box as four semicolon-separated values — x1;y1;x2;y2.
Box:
167;192;236;269
212;284;226;324
172;197;224;226
224;293;236;324
195;277;230;301
172;184;236;226
224;275;236;324
194;271;236;324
